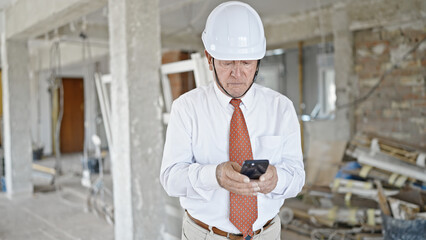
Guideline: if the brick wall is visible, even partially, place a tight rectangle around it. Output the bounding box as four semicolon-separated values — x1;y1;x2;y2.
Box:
354;22;426;148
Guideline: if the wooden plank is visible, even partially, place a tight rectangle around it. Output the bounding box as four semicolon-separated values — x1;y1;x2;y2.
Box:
352;134;423;165
342;168;391;183
306;140;347;186
375;180;391;216
388;197;420;220
332;193;378;209
32;163;56;175
393;188;425;210
364;132;424;152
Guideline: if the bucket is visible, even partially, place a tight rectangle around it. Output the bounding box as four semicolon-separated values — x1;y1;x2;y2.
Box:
382;213;426;240
87;157;104;174
32;147;44;161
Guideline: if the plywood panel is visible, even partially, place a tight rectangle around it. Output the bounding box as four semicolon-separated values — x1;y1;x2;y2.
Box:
306;140;347;186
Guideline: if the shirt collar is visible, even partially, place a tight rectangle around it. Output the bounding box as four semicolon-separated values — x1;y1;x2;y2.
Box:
213;81;255;110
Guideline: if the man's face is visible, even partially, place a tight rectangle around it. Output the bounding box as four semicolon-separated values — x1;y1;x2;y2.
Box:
205;50;258;98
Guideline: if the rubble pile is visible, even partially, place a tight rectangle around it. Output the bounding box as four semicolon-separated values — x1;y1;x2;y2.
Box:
281;134;426;240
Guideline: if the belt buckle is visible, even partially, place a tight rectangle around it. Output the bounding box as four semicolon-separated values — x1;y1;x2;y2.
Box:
228;218;275;240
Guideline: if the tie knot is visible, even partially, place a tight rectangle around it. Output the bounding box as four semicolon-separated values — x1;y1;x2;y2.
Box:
230;99;242;108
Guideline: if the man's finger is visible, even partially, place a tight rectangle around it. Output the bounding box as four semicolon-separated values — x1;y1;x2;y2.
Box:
225;166;250;183
223;178;260;193
224;180;256;190
259;165;275;182
230;162;242;172
259;172;271;182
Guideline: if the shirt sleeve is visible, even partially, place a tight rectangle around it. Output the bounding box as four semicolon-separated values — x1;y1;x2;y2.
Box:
160;98;221;201
266;103;305;199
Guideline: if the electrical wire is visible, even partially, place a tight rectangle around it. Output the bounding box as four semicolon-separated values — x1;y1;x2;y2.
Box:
80;32;115;224
44;40;89;210
46;40;88;210
33;50;43;151
37;29;114;223
48;40;64;175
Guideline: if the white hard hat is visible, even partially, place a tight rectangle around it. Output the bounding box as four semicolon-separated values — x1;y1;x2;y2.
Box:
202;1;266;60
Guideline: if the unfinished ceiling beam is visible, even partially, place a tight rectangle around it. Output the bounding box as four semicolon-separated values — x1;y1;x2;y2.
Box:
347;0;425;31
161;32;204;52
264;6;333;47
5;0;107;40
264;0;425;47
160;0;203;14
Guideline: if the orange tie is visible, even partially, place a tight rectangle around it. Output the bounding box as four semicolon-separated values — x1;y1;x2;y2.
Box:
229;99;257;239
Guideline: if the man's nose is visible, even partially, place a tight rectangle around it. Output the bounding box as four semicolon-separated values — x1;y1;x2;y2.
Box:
231;62;242;77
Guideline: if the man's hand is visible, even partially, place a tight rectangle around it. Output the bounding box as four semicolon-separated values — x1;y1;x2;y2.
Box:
216;162;260;196
255;165;278;194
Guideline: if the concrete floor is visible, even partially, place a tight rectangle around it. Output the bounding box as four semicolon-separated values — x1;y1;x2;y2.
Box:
0;153;309;240
0;153;114;240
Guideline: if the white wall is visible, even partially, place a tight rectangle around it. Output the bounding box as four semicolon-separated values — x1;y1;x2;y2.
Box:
257;44;324;116
31;71;51;154
33;56;109;156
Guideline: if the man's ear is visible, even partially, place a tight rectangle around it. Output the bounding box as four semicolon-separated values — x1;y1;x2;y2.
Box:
204;50;213;71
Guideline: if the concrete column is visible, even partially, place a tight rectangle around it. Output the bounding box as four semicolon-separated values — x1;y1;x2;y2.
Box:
1;37;33;198
304;3;354;143
332;3;354;141
108;0;165;239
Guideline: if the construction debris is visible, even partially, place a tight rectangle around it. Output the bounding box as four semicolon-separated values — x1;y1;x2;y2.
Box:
281;133;426;240
32;163;56;186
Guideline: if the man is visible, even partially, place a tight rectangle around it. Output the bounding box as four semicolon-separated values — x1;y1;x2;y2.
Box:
160;1;305;239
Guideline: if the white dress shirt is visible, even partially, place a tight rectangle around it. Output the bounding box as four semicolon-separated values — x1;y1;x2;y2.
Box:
160;82;305;234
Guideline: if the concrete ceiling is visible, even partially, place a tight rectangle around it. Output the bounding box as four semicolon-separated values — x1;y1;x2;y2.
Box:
2;0;337;38
83;0;337;26
0;0;16;10
159;0;336;35
1;0;339;65
81;0;338;50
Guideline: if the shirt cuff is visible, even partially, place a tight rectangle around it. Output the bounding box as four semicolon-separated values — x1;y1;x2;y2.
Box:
199;164;221;190
271;167;288;195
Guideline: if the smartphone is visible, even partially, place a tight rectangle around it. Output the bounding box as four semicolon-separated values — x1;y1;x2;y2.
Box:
240;160;269;179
